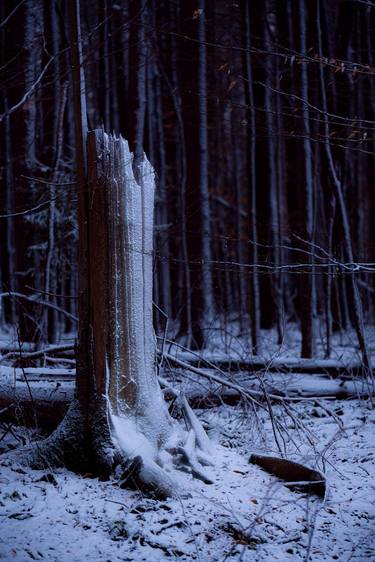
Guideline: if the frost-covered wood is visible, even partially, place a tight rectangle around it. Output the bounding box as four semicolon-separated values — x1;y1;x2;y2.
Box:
0;129;213;496
86;130;214;493
87;130;170;434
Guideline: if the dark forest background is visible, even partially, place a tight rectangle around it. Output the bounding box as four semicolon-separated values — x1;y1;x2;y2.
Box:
1;0;375;361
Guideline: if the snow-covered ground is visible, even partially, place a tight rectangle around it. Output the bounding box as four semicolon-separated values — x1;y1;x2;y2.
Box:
1;397;374;561
1;323;374;560
164;320;375;366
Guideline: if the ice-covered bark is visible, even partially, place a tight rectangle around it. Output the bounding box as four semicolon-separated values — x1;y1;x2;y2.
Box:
86;130;212;493
88;130;171;439
1;128;213;495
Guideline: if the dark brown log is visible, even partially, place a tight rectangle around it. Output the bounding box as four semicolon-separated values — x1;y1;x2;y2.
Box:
249;454;326;497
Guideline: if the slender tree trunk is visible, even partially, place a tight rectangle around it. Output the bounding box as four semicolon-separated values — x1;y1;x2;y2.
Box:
298;0;316;358
317;0;370;369
154;70;171;323
3;93;16;324
133;0;147;169
244;2;261;354
69;0;90;403
161;2;192;343
198;0;214;323
264;2;283;344
325;196;336;358
103;0;111;131
232;114;246;325
275;35;286;342
16;0;44;344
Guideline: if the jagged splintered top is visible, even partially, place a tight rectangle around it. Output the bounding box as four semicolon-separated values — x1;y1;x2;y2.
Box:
87;127;158;417
88;128;155;191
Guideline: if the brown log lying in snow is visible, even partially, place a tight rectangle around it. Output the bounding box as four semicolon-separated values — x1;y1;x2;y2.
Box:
249;454;326;497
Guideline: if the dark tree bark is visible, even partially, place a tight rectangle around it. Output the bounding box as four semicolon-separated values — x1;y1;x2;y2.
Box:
243;2;261;354
316;0;370;369
298;0;316;359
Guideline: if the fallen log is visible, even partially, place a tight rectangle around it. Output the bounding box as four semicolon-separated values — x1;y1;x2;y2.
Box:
177;355;370;378
1;344;76;362
1;340;371;378
160;337;372;378
0;367;74;430
1;365;372;429
249;454;326;498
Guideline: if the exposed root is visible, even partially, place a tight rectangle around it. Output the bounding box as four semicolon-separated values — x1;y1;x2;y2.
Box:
176;429;214;484
0;392;214;498
109;393;215;496
0;400;87;472
0;398;120;476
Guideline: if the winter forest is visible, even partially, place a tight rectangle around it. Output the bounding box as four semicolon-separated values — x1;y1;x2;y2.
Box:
0;0;375;560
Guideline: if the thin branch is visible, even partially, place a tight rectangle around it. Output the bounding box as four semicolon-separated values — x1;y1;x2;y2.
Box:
2;344;75;361
0;55;56;123
0;292;78;322
0;0;26;29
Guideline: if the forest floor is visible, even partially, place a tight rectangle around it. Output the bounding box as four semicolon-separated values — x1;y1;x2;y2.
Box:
0;325;375;561
0;396;374;561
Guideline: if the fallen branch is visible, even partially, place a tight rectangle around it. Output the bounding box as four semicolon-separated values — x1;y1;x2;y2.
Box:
162;353;372;401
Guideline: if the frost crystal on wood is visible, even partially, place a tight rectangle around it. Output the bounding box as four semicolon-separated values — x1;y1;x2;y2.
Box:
88;130;171;447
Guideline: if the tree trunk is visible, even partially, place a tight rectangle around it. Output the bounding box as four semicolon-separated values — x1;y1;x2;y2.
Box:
133;0;147;169
15;0;44;344
264;2;283;344
2;129;212;495
316;0;370;369
243;2;261;354
198;0;214;324
298;0;316;358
